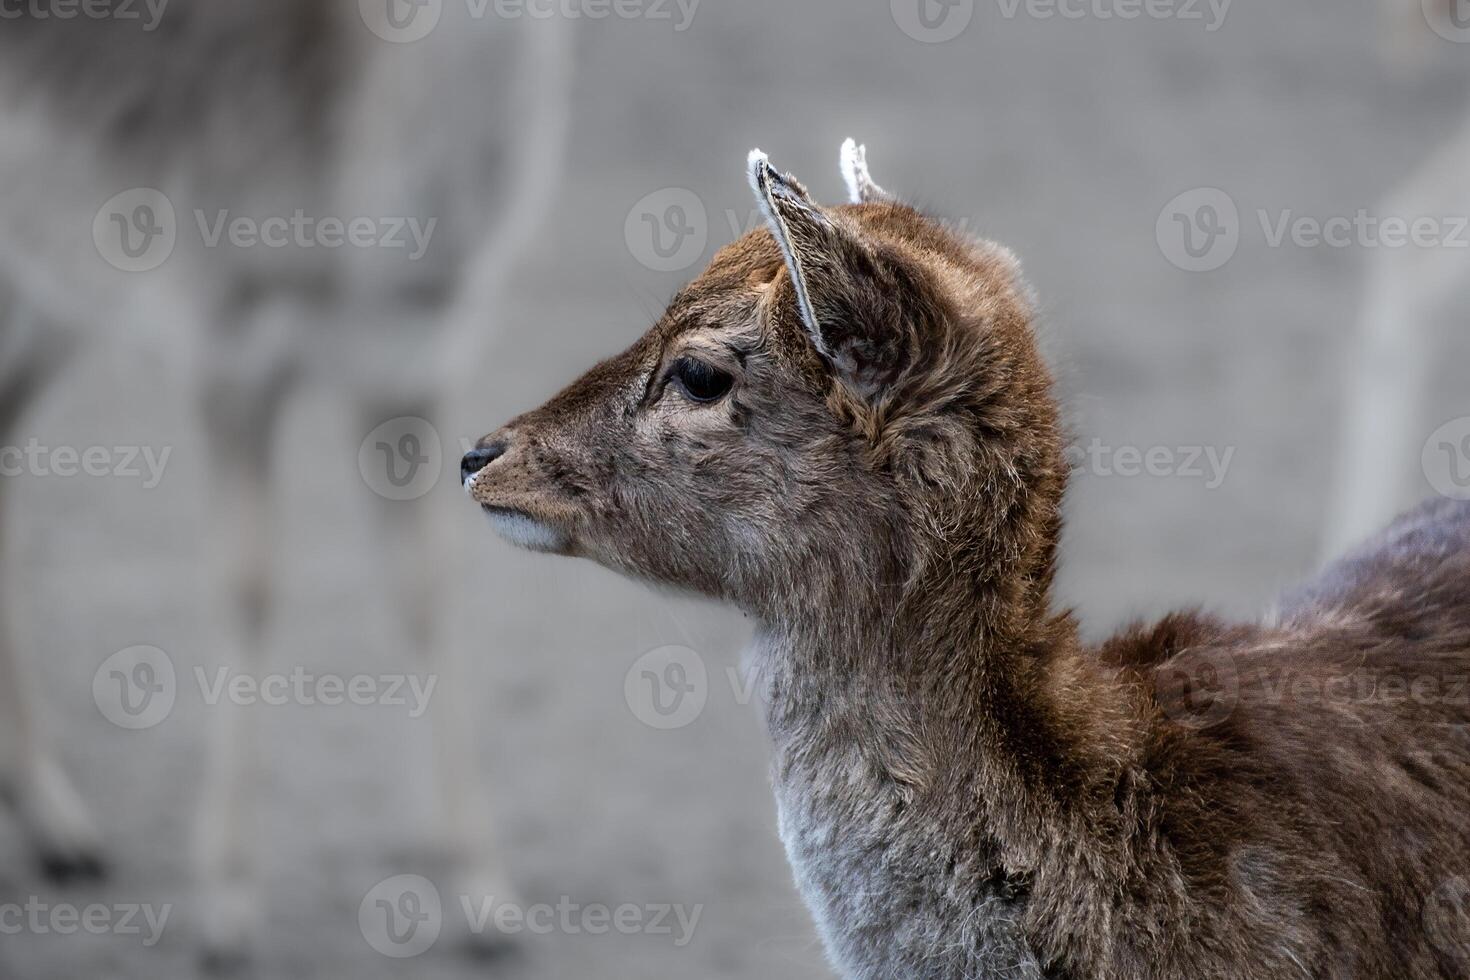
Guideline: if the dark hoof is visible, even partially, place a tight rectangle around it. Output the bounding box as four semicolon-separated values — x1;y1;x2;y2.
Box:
200;945;253;977
459;932;523;964
39;850;108;884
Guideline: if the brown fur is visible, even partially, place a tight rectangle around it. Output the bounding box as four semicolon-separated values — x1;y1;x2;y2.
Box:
465;147;1470;979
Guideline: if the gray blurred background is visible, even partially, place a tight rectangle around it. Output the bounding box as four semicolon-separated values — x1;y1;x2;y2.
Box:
3;0;1469;977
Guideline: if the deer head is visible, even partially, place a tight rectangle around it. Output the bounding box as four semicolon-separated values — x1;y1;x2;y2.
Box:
464;141;1067;626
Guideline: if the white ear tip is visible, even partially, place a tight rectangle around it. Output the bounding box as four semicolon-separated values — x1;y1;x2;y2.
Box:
747;148;770;195
839;138;866;203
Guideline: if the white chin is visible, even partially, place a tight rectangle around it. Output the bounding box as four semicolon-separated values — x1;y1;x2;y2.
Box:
483;508;567;553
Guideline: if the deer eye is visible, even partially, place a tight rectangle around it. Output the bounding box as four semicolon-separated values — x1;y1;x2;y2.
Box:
671;358;733;404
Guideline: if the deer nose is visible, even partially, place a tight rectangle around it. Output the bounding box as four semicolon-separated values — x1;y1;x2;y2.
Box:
461;441;507;486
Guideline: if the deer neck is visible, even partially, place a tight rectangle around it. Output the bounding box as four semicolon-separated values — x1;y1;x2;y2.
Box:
752;523;1143;880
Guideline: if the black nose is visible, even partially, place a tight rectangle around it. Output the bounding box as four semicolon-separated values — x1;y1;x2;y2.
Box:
461;442;507;485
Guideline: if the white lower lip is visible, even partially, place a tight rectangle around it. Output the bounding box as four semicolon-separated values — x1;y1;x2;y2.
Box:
483;507;567;553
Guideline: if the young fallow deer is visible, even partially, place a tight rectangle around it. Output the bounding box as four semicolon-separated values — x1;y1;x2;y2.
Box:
464;141;1470;979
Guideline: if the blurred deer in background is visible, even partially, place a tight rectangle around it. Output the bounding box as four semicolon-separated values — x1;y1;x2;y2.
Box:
0;1;571;966
1324;0;1470;555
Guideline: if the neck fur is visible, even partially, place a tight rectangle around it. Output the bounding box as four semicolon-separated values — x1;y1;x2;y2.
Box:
752;466;1148;877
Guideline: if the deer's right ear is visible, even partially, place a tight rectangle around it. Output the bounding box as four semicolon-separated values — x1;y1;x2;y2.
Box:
748;149;913;393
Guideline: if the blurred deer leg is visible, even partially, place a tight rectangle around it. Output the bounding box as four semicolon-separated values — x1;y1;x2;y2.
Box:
1323;119;1470;558
1324;252;1437;555
0;539;105;882
365;400;519;953
193;376;285;971
0;317;103;881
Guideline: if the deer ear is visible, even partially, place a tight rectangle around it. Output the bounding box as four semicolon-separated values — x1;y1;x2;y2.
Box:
748;149;834;358
839;138;892;205
747;148;910;392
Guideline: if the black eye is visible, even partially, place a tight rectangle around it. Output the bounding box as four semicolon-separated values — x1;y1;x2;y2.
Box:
671;358;733;403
